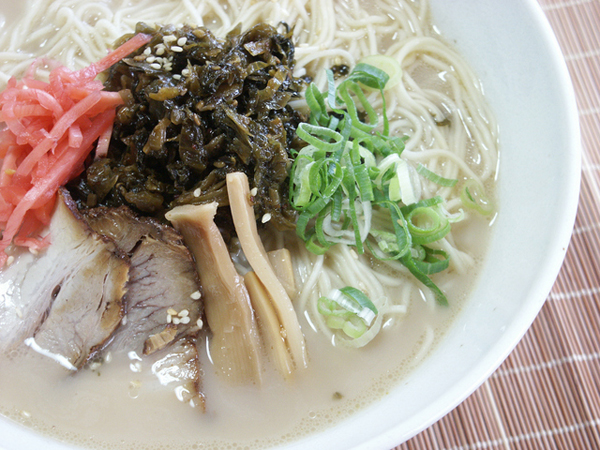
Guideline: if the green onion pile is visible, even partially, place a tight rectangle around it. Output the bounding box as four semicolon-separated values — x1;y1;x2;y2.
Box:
289;56;493;342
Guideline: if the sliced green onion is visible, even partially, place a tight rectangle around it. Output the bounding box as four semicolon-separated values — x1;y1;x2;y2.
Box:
339;286;378;323
395;158;418;205
353;163;374;201
461;179;494;215
290;157;315;208
338;81;379;133
400;254;449;306
401;196;444;216
318;287;378;339
406;206;451;245
305;82;329;125
342;316;368;339
325;69;339;111
290;60;455;308
356;55;403;90
416;163;458;187
347;62;389;90
326;315;347;330
413;247;450;275
296;123;344;152
305;231;331;255
317;296;353;319
331;188;343;222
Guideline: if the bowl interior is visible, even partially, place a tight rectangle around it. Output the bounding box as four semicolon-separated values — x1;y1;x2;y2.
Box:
0;0;581;449
284;0;581;448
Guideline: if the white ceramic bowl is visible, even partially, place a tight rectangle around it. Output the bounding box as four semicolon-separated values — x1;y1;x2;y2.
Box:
0;0;581;449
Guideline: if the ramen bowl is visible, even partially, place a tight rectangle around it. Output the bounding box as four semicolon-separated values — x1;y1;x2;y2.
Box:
0;0;580;449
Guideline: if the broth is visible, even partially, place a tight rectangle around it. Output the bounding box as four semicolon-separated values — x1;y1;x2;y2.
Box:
0;228;487;450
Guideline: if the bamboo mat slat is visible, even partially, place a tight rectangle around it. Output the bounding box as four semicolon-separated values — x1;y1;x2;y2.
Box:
395;1;600;449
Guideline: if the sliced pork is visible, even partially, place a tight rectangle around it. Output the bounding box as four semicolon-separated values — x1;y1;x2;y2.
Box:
151;337;205;411
0;189;130;369
82;206;203;356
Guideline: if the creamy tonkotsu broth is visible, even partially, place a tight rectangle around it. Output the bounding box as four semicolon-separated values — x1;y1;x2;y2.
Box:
0;0;498;449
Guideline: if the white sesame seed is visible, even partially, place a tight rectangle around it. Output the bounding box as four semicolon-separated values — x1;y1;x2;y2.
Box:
167;314;172;323
167;308;178;316
180;316;191;324
250;187;258;196
178;309;189;318
163;35;177;43
29;248;38;255
190;290;201;300
6;255;14;266
197;318;203;329
146;56;156;63
122;315;128;325
172;317;181;325
173;74;181;80
128;351;141;361
163;64;173;72
143;47;152;55
171;46;183;53
177;37;187;46
193;188;201;197
181;68;191;77
150;63;162;70
261;213;272;223
89;362;101;371
15;307;23;319
104;352;113;364
155;47;165;56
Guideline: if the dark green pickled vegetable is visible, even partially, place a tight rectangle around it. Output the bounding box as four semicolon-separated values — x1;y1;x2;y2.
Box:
69;22;308;230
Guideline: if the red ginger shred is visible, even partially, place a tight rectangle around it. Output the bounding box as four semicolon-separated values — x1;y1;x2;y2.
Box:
0;33;151;266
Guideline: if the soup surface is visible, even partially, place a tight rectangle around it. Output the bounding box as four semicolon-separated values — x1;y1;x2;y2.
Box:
0;0;498;448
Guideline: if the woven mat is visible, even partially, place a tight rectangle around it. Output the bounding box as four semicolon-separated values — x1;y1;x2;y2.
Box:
395;1;600;449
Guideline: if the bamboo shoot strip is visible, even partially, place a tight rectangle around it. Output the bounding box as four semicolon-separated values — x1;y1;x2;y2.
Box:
166;202;263;385
226;172;308;369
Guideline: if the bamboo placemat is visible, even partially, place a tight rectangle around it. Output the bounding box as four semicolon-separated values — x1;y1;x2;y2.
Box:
395;1;600;449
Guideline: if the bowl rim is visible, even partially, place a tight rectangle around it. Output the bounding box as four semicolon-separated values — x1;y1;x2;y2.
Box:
354;0;582;448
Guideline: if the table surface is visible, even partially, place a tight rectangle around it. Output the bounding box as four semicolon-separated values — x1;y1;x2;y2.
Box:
395;1;600;449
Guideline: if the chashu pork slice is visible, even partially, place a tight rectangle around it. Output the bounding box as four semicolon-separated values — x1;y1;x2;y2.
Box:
151;336;205;411
0;189;130;370
82;206;203;356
